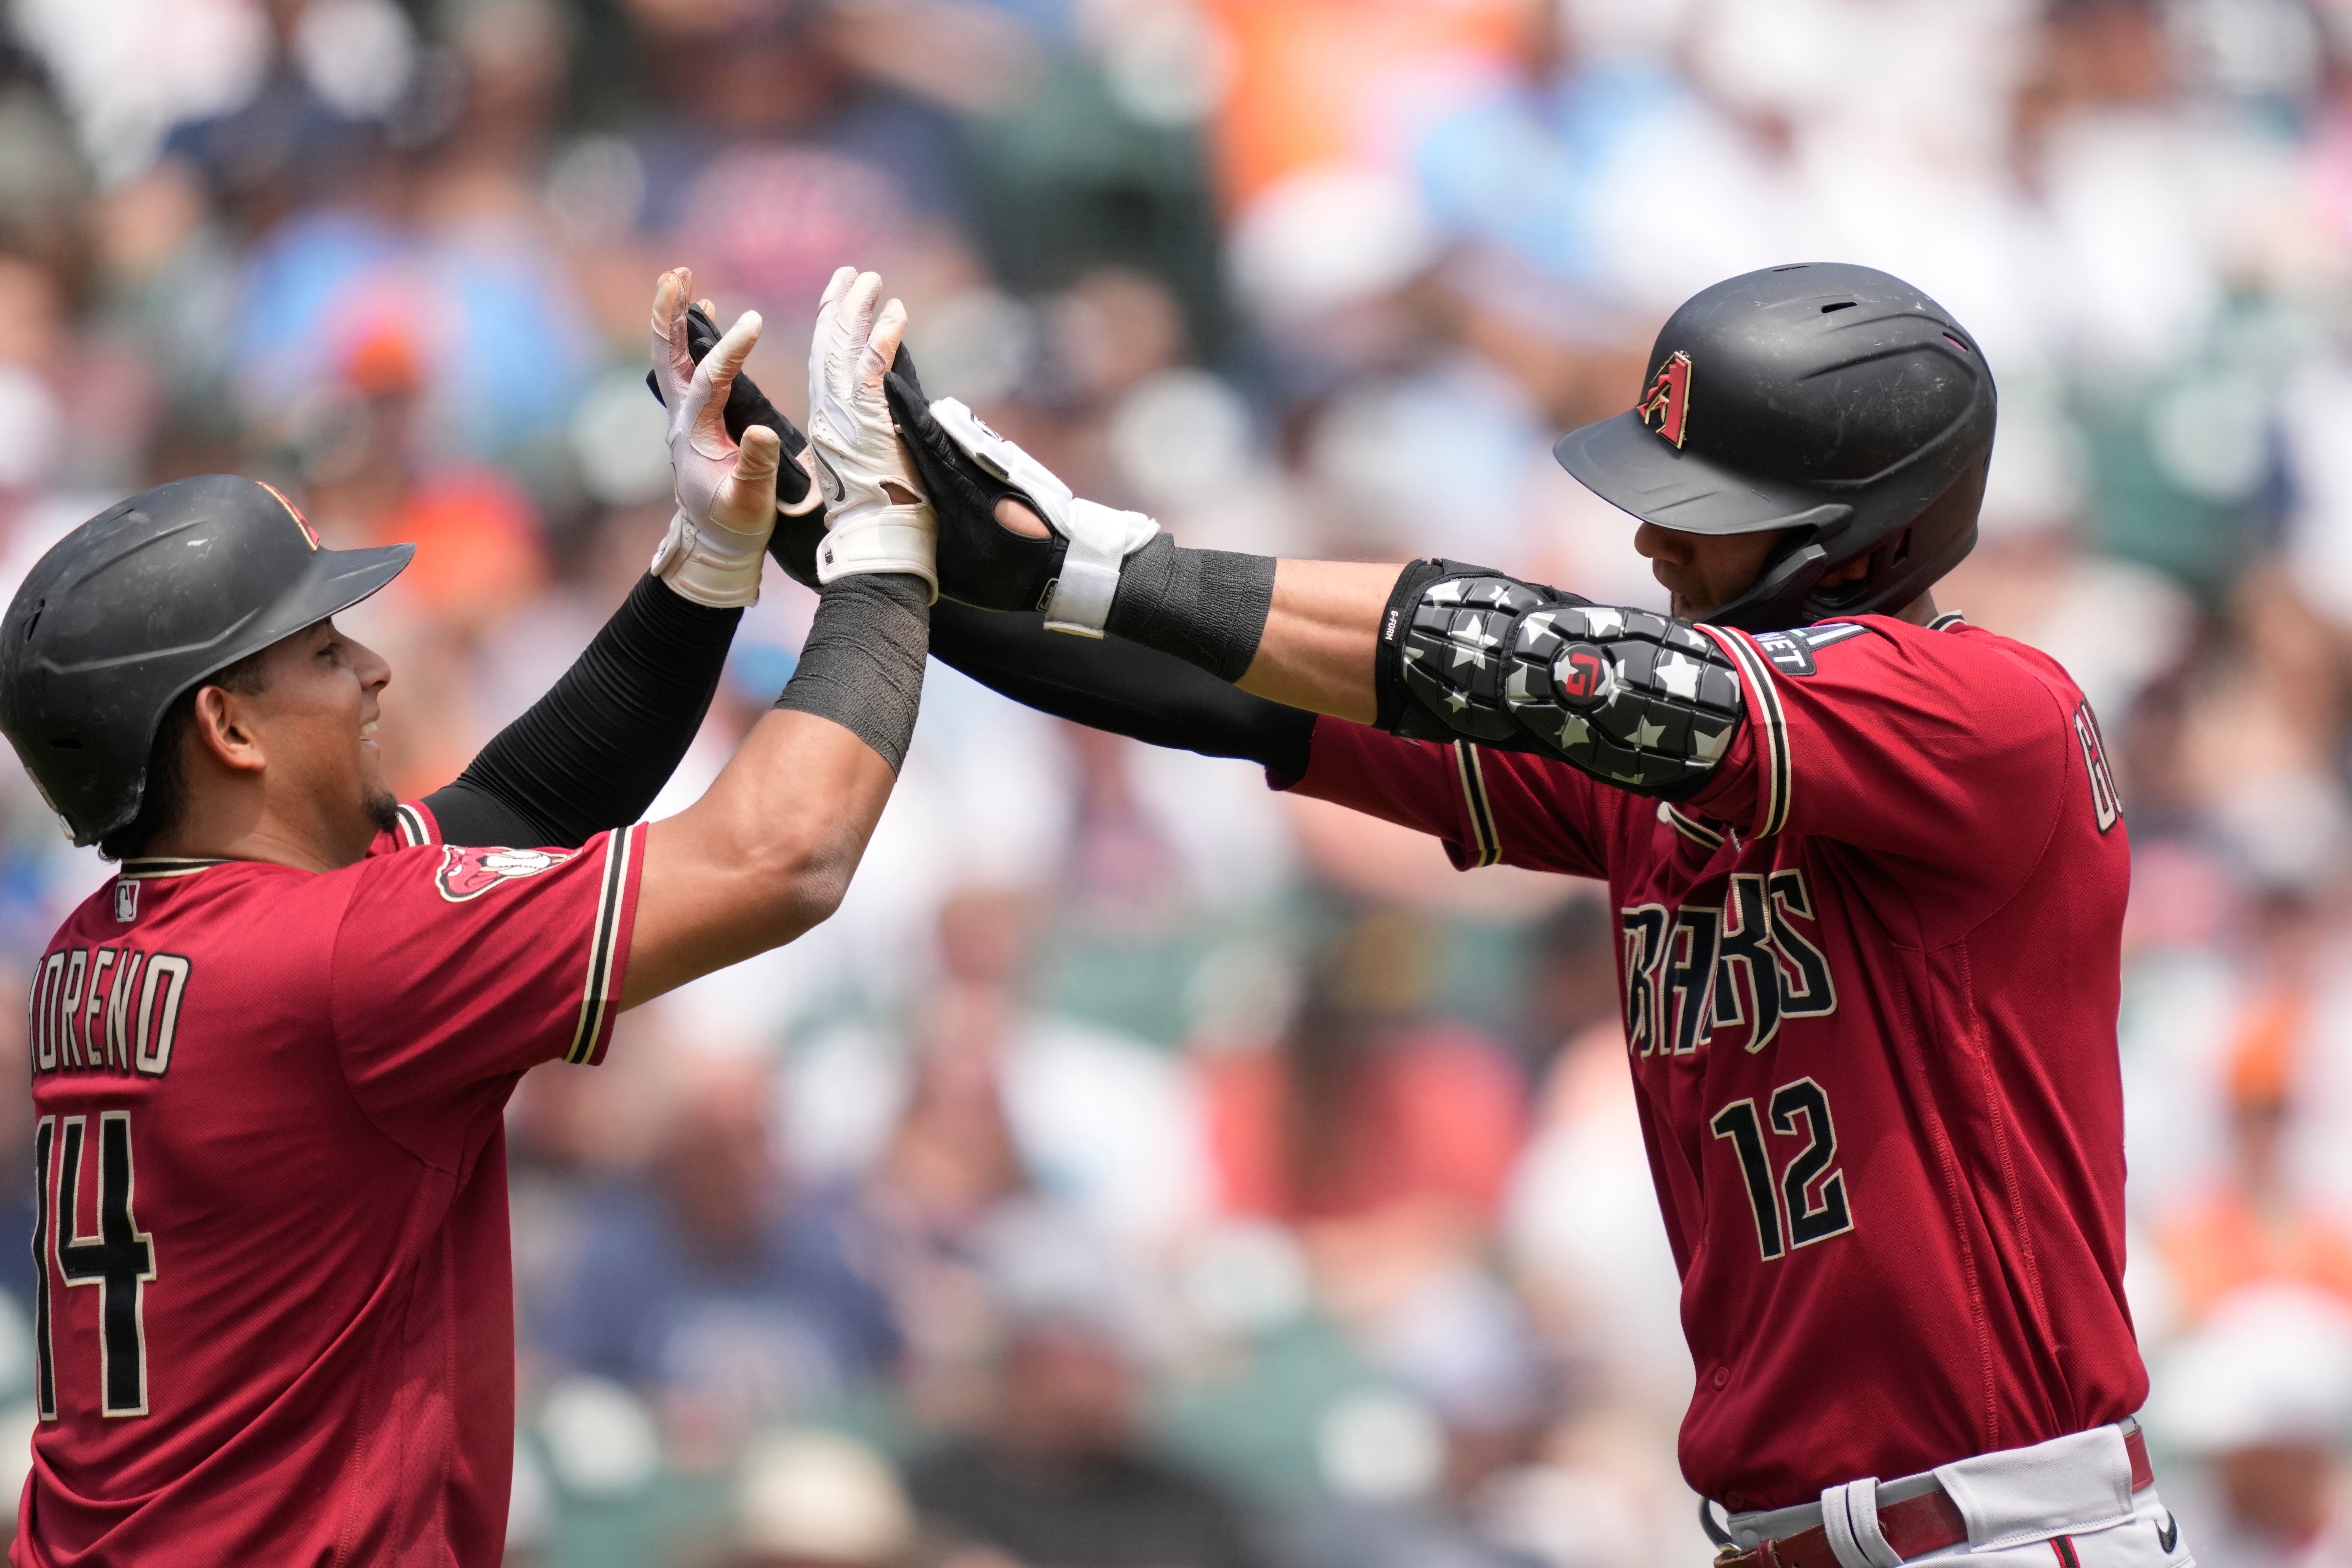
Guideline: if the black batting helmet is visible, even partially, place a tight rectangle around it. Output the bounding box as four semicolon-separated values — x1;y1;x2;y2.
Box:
1552;262;1996;633
0;475;413;846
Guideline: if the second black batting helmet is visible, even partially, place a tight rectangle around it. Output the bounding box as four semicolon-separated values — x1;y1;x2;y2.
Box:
0;475;413;846
1552;262;1996;633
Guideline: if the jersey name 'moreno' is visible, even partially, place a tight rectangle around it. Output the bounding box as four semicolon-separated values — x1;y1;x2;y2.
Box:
29;940;191;1080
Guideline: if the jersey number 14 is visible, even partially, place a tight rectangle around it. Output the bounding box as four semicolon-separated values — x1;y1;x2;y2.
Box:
32;1111;157;1419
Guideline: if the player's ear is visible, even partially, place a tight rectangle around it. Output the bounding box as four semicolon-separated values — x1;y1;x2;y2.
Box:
188;685;267;776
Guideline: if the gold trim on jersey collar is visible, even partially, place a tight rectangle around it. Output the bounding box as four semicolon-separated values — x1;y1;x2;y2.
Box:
116;858;232;881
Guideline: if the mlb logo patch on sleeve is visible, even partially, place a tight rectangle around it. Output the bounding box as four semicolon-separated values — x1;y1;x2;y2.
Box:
435;845;572;903
1751;622;1869;676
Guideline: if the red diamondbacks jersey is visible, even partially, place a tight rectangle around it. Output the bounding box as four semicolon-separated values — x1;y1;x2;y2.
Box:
12;804;644;1567
1288;613;2142;1511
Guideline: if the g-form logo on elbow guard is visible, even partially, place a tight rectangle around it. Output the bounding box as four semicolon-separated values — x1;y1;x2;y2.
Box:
1558;648;1607;704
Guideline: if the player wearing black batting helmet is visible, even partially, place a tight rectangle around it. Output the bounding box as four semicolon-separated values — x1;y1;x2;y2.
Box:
0;265;941;1567
0;475;413;849
705;257;2174;1566
1553;262;1996;634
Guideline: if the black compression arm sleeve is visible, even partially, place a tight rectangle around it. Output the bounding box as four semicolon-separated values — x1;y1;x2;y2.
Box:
775;574;929;772
1100;536;1277;683
422;576;739;848
930;600;1314;781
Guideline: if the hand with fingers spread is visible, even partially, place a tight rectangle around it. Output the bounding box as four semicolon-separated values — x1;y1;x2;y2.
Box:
805;266;938;597
646;298;830;586
649;266;783;608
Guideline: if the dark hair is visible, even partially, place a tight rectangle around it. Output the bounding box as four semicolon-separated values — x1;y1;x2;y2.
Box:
98;648;273;863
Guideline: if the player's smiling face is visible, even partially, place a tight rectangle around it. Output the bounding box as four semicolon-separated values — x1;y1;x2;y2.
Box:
1633;523;1790;621
239;619;398;858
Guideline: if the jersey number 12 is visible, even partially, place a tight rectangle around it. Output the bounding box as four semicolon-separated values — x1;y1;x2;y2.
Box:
1709;1077;1853;1260
32;1111;158;1419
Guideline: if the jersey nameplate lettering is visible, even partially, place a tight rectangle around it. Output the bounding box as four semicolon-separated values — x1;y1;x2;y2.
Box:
1749;622;1869;677
29;946;189;1080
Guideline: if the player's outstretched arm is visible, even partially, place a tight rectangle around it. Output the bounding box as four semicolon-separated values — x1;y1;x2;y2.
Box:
421;577;739;848
624;642;911;1006
888;352;1747;801
419;270;815;851
930;601;1314;776
623;267;936;1006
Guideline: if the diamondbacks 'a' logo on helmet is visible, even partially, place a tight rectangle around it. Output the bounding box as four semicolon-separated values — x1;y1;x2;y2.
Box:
1635;351;1692;448
436;845;570;902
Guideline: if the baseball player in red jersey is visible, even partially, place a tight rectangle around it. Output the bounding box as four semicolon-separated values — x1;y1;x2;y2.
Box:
0;265;940;1565
760;261;2176;1567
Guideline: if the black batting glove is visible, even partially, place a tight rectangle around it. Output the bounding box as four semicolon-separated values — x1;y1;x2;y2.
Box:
882;361;1068;615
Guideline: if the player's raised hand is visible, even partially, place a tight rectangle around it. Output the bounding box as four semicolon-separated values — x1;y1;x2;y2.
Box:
648;266;780;608
803;266;938;598
880;353;1158;635
647;298;828;586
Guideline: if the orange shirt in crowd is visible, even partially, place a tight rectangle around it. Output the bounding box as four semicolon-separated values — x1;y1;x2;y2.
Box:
1202;0;1527;208
2157;1198;2352;1324
1200;1024;1528;1223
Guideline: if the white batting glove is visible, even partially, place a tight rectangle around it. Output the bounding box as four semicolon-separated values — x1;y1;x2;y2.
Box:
649;266;781;608
805;266;938;599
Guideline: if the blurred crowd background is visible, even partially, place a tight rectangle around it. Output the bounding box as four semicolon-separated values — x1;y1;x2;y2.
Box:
0;0;2349;1563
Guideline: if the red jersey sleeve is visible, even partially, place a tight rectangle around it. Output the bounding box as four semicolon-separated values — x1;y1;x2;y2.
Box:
1284;716;1631;881
389;800;440;849
1687;618;2087;935
328;824;645;1164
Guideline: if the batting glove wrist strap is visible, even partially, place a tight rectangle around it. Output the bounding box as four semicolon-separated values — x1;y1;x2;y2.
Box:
817;503;938;596
925;396;1158;635
1051;498;1161;635
651;505;772;609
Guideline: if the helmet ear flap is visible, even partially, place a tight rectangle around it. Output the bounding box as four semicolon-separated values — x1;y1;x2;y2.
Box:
1804;460;1987;625
1704;537;1831;633
1704;456;1987;633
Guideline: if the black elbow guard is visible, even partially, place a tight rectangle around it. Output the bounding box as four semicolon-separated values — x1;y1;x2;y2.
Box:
1375;561;1744;800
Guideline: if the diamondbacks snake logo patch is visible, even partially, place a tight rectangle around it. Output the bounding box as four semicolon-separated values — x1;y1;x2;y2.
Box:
436;845;570;902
